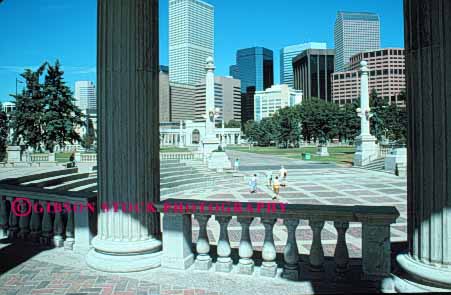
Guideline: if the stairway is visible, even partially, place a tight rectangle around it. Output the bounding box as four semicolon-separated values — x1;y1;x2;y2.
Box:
360;158;386;172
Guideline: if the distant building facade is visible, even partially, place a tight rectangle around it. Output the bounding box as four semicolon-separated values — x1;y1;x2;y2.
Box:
159;66;171;122
194;76;241;124
169;82;197;122
254;84;303;121
280;42;327;88
74;81;96;111
2;101;15;114
332;48;406;106
334;11;381;72
292;49;335;101
169;0;214;85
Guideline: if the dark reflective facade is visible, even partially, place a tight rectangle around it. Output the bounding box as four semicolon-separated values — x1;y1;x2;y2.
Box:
293;49;335;101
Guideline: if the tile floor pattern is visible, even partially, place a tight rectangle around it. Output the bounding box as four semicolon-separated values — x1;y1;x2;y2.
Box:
163;168;407;258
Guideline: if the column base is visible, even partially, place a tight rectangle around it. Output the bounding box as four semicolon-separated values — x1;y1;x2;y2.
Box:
260;262;277;277
86;237;162;273
238;260;254;275
394;254;451;291
195;255;212;270
216;257;233;272
354;134;379;167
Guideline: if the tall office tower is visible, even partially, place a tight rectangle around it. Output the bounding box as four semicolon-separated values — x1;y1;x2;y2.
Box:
334;11;380;72
159;66;171;122
169;0;214;85
280;42;327;88
234;47;274;93
229;65;239;78
74;81;96;111
332;48;406;106
194;76;241;123
292;49;335;101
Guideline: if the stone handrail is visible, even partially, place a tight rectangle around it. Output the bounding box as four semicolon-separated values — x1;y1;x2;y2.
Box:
160;152;202;161
156;199;399;281
0;184;97;252
80;153;97;163
30;154;50;162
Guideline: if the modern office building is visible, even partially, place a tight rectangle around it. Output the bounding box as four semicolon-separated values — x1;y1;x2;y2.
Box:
169;82;197;122
240;86;256;124
229;65;239;78
194;76;241;124
331;48;406;106
169;0;214;85
231;47;274;93
334;11;381;72
280;42;327;88
74;81;96;111
292;49;335;101
159;66;170;122
254;84;303;121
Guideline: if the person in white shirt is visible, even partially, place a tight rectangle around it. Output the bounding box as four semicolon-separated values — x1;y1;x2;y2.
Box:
279;165;288;187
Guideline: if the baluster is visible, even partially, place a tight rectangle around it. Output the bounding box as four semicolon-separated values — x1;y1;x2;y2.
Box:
53;202;64;247
238;217;254;275
309;219;325;271
194;215;212;270
0;196;9;239
283;219;300;280
18;199;31;239
64;209;75;250
215;216;232;272
334;221;350;273
29;200;42;243
8;198;19;239
40;201;53;245
261;218;277;277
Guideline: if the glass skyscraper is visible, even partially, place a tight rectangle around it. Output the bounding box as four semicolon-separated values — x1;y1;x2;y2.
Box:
74;81;96;111
169;0;214;85
280;42;327;88
232;47;274;93
334;11;381;72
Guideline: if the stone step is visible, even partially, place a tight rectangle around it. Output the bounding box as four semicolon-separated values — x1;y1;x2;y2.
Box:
159;162;186;170
46;176;97;191
22;172;92;188
160;166;193;174
160;175;216;189
160;179;216;195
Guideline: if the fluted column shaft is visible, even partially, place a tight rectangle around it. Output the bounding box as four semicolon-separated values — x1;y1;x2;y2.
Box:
86;0;161;272
396;0;451;289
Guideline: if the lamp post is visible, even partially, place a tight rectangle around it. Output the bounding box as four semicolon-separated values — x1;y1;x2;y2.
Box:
15;78;24;97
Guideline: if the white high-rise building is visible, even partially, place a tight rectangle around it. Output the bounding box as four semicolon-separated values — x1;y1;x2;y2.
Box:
334;11;381;72
74;81;96;111
280;42;327;88
254;85;303;122
169;0;214;85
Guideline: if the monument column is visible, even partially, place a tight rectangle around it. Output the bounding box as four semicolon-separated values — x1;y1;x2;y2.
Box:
353;61;379;166
86;0;161;272
395;0;451;291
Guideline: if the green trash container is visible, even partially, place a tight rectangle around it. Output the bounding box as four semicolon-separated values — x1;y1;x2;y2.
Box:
304;153;311;160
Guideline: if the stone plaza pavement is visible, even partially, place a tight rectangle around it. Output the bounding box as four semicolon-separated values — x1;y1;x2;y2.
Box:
0;160;407;295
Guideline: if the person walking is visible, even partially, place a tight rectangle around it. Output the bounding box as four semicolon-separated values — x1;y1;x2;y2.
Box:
248;174;257;193
235;158;240;172
279;165;288;187
272;176;280;200
266;170;273;187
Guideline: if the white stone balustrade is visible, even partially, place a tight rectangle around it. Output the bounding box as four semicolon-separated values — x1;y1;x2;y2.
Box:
0;190;96;253
155;199;399;282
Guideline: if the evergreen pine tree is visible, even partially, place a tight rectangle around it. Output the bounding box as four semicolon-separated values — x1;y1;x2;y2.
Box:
81;117;96;151
42;60;84;152
10;63;47;151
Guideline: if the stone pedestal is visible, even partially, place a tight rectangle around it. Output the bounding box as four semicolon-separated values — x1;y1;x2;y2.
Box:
161;214;194;270
7;146;21;163
316;145;329;157
393;1;451;292
202;138;220;163
86;0;161;273
384;148;407;176
353;134;379;166
207;152;232;172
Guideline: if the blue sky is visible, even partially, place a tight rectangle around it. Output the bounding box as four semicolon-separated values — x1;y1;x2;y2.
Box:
0;0;404;102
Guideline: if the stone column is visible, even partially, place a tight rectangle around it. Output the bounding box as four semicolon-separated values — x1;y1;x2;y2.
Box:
395;0;451;291
86;0;161;272
353;61;379;166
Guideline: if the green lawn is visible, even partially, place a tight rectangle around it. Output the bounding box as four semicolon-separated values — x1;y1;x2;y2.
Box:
160;147;190;153
226;146;355;165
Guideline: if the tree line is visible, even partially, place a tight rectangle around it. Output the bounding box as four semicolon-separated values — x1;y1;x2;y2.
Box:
0;61;96;159
243;90;408;148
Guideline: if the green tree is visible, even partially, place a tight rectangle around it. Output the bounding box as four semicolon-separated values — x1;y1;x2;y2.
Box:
225;119;241;128
0;104;8;161
273;106;301;148
42;61;84;152
10;63;47;150
81;117;96;151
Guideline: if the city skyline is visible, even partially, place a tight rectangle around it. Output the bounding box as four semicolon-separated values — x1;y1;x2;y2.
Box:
0;0;404;102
